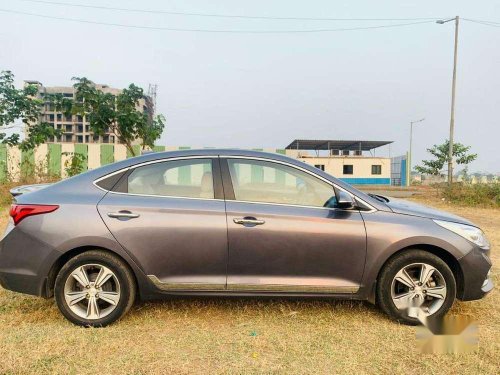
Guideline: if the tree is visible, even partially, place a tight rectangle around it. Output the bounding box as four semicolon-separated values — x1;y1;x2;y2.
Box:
71;77;165;156
0;70;60;150
415;140;477;176
459;166;469;182
138;113;166;151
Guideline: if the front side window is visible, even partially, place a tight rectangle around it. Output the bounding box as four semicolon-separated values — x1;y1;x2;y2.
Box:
227;159;336;208
125;159;214;199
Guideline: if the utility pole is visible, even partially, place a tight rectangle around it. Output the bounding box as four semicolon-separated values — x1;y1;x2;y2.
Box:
437;16;459;184
408;118;425;186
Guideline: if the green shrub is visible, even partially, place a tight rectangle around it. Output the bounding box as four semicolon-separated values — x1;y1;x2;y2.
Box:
62;152;87;177
442;183;500;207
0;182;19;206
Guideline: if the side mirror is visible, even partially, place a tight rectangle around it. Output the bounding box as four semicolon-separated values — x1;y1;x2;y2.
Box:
337;190;355;209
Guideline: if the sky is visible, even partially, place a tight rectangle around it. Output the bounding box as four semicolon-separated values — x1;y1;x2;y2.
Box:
1;0;499;173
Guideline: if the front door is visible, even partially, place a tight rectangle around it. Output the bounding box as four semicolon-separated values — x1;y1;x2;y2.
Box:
98;157;228;291
222;158;367;294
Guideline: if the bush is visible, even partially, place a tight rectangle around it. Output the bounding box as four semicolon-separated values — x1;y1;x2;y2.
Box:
442;183;500;207
0;182;19;206
62;152;86;177
0;155;62;207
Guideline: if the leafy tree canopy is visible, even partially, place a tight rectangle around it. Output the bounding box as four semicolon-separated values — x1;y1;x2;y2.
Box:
415;140;477;176
0;71;165;155
71;77;165;156
0;70;60;150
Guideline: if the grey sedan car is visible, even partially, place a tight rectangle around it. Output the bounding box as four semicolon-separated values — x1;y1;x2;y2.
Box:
0;149;493;326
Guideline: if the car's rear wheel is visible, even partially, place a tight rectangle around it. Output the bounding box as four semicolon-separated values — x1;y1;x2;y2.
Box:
376;249;456;325
54;250;136;327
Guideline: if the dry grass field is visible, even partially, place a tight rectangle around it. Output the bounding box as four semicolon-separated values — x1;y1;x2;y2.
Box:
0;196;498;374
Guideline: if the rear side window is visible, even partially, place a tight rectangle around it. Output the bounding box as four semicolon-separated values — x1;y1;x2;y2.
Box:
95;170;127;191
124;159;214;199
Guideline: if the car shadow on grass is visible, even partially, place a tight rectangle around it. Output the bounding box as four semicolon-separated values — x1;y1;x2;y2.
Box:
127;295;389;324
1;287;392;326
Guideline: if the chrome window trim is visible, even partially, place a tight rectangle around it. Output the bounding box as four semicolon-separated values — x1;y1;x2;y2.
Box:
227;199;353;212
106;190;225;202
93;168;132;192
92;154;377;212
124;155;217;169
222;155;377;212
226;195;376;213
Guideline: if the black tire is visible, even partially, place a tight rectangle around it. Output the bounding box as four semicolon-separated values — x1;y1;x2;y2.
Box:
54;250;136;327
376;249;456;325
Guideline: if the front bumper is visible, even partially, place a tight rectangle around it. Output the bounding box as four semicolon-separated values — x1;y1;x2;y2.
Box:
458;246;493;301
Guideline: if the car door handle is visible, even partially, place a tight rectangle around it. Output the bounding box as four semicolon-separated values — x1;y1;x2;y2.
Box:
233;217;265;226
107;211;140;219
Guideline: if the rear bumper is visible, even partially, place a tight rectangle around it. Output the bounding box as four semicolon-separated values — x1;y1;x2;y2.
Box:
458;246;493;301
0;271;47;296
0;228;60;297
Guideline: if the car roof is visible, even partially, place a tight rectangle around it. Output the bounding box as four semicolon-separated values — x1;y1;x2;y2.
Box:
95;148;300;175
134;148;288;160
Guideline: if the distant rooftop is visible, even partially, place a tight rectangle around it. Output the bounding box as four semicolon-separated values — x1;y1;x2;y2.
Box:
24;81;114;90
285;139;393;151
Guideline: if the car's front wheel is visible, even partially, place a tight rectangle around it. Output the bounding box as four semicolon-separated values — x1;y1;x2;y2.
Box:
376;249;456;324
54;250;136;327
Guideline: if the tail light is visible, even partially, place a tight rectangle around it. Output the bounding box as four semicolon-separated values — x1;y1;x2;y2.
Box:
9;204;59;225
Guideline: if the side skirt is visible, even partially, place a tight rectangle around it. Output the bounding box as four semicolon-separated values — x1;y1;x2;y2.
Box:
147;275;360;296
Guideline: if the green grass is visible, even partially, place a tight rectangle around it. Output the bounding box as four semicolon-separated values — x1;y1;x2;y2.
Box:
442;184;500;207
0;197;499;374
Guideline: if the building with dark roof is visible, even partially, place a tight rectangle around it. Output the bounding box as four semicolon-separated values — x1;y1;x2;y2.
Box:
284;139;395;185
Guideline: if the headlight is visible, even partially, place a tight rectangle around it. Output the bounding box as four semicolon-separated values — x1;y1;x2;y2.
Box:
434;220;490;249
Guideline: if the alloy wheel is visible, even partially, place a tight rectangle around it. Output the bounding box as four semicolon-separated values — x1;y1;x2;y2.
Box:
63;264;121;320
390;262;447;316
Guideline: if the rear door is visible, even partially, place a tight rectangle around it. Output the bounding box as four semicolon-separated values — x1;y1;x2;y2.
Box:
97;157;228;291
221;157;367;294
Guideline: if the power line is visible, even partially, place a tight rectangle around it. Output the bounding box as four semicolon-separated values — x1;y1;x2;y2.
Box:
16;0;443;22
464;19;500;28
463;18;500;25
463;18;500;28
0;8;438;33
